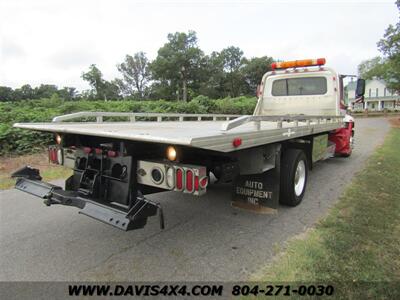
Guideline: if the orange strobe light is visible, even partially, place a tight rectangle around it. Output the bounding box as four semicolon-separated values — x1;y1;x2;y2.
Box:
271;58;326;70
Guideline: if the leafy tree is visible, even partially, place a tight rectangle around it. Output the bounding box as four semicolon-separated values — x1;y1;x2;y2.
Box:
358;1;400;92
198;52;226;98
220;46;246;97
117;52;151;99
0;86;14;101
82;64;120;100
19;84;35;99
376;0;400;92
242;56;274;94
34;84;58;99
58;87;79;100
82;64;105;99
105;80;122;100
358;57;386;78
151;31;204;101
12;84;40;100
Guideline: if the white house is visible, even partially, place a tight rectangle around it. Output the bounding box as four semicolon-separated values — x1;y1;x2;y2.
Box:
347;79;400;111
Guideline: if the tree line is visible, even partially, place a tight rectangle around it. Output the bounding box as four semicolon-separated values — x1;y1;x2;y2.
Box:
0;31;273;102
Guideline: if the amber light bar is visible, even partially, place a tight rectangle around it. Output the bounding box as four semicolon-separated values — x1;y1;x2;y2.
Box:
271;58;326;70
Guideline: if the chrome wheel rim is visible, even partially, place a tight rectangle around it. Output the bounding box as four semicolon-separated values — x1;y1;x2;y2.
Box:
294;160;306;196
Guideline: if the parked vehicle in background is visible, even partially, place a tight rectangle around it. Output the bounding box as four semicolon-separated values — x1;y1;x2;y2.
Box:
12;58;365;231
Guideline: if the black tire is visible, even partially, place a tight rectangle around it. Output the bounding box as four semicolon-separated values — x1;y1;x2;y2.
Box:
279;149;308;206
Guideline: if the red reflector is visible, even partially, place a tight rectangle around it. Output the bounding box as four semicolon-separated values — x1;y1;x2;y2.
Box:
200;177;208;188
233;138;242;147
95;148;102;155
48;147;58;164
194;176;199;191
271;62;277;70
176;169;183;190
83;147;91;154
186;170;193;192
107;150;117;157
49;148;53;162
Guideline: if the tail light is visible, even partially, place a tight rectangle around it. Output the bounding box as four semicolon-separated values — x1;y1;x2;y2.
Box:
199;177;208;189
194;176;208;191
176;168;183;190
186;169;194;192
107;150;118;157
137;160;207;196
83;147;91;154
48;146;63;165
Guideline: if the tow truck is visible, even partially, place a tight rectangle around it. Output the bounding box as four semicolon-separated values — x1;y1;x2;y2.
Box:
12;58;366;231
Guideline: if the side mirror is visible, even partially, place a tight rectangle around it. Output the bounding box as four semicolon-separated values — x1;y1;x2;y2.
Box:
356;79;366;97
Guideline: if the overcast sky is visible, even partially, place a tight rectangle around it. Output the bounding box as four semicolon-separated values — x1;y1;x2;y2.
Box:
0;0;398;91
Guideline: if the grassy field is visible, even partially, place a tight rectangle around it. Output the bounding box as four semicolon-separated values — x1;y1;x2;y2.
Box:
0;152;72;190
254;125;400;298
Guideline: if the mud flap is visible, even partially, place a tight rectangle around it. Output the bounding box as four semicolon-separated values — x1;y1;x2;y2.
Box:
232;154;280;214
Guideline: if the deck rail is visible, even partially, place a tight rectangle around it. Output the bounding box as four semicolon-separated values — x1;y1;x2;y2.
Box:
52;111;343;132
221;115;343;131
52;111;239;123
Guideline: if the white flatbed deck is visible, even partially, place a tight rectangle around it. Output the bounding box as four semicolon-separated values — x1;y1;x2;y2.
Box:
14;112;343;152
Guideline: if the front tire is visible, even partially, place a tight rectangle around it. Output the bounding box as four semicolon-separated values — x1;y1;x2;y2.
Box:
279;149;308;206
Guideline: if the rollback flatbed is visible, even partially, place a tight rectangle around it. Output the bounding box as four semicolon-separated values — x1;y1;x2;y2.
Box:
11;58;366;231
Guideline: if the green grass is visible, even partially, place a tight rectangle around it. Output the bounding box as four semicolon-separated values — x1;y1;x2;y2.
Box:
255;128;400;299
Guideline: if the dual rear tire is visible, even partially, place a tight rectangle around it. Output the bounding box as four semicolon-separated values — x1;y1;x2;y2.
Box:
279;149;308;206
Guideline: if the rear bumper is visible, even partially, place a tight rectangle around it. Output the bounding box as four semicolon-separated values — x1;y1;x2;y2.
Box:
12;166;163;231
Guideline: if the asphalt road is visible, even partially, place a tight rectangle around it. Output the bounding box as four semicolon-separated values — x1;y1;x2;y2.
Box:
0;118;390;281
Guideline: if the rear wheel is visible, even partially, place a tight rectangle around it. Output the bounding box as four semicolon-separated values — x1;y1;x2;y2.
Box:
279;149;308;206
